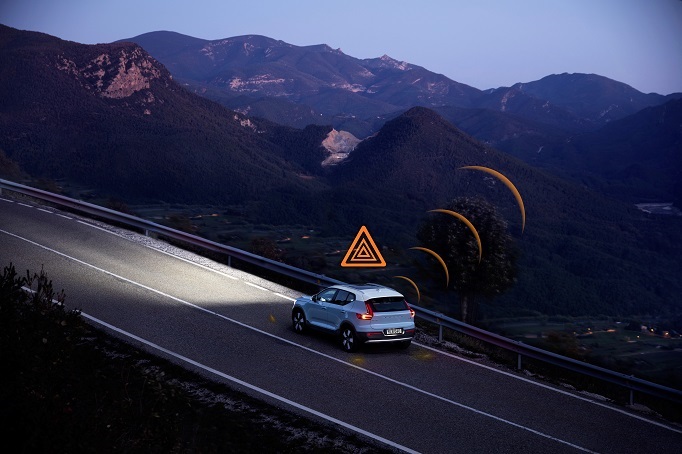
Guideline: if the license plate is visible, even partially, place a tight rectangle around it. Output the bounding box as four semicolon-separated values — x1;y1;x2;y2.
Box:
384;328;404;336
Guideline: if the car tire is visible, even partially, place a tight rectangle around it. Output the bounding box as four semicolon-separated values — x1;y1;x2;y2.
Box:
340;325;358;352
292;309;306;334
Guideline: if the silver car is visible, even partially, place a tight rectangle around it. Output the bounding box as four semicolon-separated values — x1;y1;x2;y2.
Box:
291;283;415;352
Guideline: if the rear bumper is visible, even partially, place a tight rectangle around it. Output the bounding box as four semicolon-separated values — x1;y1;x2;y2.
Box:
356;328;415;344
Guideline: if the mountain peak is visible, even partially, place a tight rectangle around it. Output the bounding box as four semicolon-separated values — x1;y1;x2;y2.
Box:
362;106;473;154
379;54;409;70
398;106;451;124
510;72;671;125
56;44;168;99
305;43;343;53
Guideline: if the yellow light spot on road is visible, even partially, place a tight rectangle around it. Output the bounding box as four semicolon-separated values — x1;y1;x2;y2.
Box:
350;356;365;366
412;350;435;361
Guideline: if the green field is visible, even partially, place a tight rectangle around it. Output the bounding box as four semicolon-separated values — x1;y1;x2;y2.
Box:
488;317;682;389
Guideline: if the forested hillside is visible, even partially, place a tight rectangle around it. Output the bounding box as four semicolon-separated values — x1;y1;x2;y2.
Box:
1;25;680;324
325;108;682;320
0;24;327;205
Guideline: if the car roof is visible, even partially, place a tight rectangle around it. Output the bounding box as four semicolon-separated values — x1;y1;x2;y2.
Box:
331;283;403;299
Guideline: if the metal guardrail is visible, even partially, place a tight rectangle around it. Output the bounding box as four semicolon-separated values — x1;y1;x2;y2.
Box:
2;178;681;406
0;179;344;289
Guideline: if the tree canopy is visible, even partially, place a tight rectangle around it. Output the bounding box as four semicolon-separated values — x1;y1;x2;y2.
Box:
417;196;518;323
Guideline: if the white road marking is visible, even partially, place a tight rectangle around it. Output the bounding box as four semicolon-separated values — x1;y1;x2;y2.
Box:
245;282;268;291
413;342;681;432
77;219;241;280
79;312;421;454
1;197;14;203
0;228;606;452
18;202;32;207
20;278;417;453
2;219;678;436
38;208;52;214
57;214;73;220
275;292;296;302
78;220;121;234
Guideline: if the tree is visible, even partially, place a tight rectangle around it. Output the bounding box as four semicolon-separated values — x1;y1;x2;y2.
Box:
416;196;518;324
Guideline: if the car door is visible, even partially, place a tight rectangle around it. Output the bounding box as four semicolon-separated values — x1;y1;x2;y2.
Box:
307;288;337;329
325;290;356;330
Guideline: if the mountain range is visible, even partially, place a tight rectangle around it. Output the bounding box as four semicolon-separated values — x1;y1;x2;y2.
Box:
122;31;679;135
0;24;332;205
1;24;680;322
122;31;681;205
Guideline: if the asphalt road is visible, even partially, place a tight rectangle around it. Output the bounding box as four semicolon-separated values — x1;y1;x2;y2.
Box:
1;196;681;453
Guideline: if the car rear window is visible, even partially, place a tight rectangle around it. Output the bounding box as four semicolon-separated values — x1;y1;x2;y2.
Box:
367;297;408;312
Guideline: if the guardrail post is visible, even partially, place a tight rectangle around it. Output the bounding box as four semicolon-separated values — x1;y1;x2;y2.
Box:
228;255;232;268
629;389;634;406
434;316;443;342
517;354;522;370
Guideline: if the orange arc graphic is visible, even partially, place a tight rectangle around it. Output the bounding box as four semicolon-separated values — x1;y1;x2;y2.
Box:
460;165;525;233
410;247;449;288
394;276;420;304
429;209;482;263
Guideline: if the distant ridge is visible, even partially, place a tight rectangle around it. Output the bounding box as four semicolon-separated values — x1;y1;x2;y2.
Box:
123;31;679;139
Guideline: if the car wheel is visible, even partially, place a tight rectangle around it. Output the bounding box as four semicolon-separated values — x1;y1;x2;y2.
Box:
340;325;358;352
292;309;306;334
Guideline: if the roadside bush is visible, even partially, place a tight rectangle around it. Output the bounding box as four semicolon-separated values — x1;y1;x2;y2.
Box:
0;263;86;452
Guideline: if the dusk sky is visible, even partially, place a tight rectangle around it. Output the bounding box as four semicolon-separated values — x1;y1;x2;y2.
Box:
2;0;681;95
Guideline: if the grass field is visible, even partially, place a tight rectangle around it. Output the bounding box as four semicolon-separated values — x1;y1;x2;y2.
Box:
488;317;682;389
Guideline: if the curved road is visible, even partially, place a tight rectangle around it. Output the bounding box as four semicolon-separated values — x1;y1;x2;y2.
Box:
1;196;680;453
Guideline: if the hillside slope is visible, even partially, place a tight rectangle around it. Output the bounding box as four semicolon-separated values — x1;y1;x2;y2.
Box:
538;99;682;205
0;25;326;205
2;26;680;322
326;107;682;318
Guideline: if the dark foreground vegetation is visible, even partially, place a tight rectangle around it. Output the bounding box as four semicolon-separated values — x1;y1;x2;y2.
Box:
0;263;388;453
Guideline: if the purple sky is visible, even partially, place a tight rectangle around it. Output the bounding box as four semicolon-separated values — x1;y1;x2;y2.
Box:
2;0;681;94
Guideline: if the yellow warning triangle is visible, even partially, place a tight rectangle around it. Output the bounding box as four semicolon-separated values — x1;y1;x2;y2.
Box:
341;225;386;268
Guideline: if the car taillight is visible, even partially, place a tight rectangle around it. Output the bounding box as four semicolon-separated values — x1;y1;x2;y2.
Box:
406;301;415;318
356;302;373;320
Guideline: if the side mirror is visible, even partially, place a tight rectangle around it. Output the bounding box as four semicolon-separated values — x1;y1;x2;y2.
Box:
312;294;318;302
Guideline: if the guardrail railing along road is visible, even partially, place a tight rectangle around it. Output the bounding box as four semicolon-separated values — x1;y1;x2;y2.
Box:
2;178;681;407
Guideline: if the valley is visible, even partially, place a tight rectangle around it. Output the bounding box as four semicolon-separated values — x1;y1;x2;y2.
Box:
2;5;682;451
